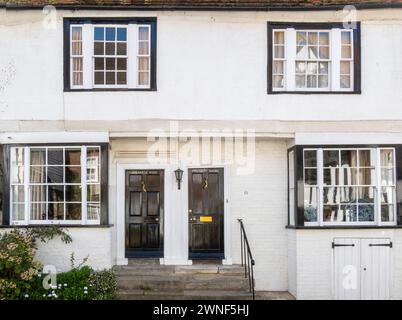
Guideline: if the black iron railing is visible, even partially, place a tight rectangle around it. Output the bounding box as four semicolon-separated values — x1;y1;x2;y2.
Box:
238;219;255;300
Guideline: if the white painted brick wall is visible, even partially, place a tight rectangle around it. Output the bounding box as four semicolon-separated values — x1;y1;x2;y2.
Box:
230;139;288;291
0;228;113;272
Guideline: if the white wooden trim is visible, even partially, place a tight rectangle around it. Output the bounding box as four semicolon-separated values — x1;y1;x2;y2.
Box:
82;24;93;89
331;28;341;91
295;133;402;146
0;132;109;144
285;28;296;91
127;24;137;88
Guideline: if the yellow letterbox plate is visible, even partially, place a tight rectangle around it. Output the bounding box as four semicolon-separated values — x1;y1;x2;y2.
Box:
200;216;213;222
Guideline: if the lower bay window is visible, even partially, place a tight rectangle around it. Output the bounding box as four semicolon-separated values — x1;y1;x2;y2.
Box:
9;145;105;226
289;146;400;227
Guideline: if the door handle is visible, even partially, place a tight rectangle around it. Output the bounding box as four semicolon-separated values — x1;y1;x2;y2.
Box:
141;181;147;192
189;209;192;213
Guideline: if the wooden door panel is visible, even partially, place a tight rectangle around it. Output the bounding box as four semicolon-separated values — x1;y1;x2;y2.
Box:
146;192;160;216
125;170;164;258
188;168;224;258
128;223;142;248
129;191;142;216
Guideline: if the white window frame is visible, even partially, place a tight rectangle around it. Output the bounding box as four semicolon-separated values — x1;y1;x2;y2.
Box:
9;145;101;226
271;27;355;92
70;24;84;89
302;147;397;227
69;22;152;90
137;24;151;89
92;24;129;89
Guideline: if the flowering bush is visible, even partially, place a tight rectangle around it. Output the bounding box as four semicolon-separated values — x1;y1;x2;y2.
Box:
0;229;43;299
0;227;71;300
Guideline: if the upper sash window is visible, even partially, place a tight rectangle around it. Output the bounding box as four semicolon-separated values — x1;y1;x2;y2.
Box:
268;22;361;94
65;18;156;91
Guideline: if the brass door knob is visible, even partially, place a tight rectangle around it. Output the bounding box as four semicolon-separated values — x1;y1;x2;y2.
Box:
189;209;192;213
155;217;159;222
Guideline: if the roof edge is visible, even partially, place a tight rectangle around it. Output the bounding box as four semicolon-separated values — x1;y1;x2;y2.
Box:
1;3;402;11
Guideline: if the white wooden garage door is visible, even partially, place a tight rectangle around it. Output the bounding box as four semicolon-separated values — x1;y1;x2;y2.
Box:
333;238;391;300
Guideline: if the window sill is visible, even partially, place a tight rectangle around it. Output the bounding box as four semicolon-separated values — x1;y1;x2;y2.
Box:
64;88;156;92
286;225;402;230
268;90;361;95
0;224;114;229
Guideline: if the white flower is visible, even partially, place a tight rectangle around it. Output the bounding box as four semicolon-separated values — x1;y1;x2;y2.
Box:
64;283;67;287
84;291;88;294
24;294;29;298
84;286;88;290
43;294;46;297
48;294;52;297
38;273;42;277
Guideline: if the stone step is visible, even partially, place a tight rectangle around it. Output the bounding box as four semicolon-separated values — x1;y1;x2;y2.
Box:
114;265;175;276
117;275;249;292
127;258;160;266
117;290;253;300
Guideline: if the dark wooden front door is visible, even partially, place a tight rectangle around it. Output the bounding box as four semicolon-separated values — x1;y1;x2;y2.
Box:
188;168;224;259
125;170;164;258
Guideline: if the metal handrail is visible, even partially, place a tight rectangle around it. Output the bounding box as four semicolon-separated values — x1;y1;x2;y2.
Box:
238;219;255;300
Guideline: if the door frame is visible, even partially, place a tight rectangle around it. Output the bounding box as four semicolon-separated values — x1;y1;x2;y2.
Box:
186;165;232;265
116;164;171;265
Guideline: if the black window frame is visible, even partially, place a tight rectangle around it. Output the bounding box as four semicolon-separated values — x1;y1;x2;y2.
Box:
63;17;157;92
268;22;361;95
0;143;109;226
288;145;402;229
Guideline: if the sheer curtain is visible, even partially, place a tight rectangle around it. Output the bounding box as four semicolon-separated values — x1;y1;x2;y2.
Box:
30;150;46;220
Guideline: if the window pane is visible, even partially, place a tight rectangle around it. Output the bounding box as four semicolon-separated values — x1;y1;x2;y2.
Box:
304;169;317;185
95;58;104;70
94;27;104;41
304;187;318;222
319;32;329;45
304;150;317;167
358;205;374;222
272;75;284;88
359;150;372;167
323;187;340;205
341;150;357;167
116;43;127;55
381;204;394;222
296;62;306;74
48;203;64;220
117;58;127;71
339;187;356;204
341;205;357;222
66;166;81;184
30;165;46;183
339;167;358;186
359;168;374;185
380;187;394;204
139;27;149;40
12;185;25;202
30;202;46;220
296;32;306;45
295;75;305;88
71;27;82;41
30;148;46;165
139;42;149;55
47;166;64;184
88;203;100;220
274;45;284;59
318;75;328;88
106;58;115;70
12;204;25;221
340;75;351;89
319;46;329;59
307;62;317;74
358;187;375;204
308;46;318;59
323;150;339;167
106;72;116;85
11;148;25;166
381;169;394;186
117;72;127;85
139;72;149;86
66;185;82;202
324;205;344;222
340;61;350;75
273;61;284;74
296;46;307;59
324;168;339;185
66;203;82;220
48;148;63;165
11;166;24;184
72;42;82;56
48;185;64;202
116;28;127;41
274;31;284;44
319;62;328;74
94;42;104;55
87;185;100;202
307;75;317;88
94;72;104;85
65;149;81;165
341;45;351;59
30;185;46;202
341;31;351;45
105;42;115;55
380;149;394;167
308;32;318;45
138;57;150;71
105;27;115;41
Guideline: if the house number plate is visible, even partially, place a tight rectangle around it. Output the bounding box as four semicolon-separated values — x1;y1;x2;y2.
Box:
200;216;213;222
